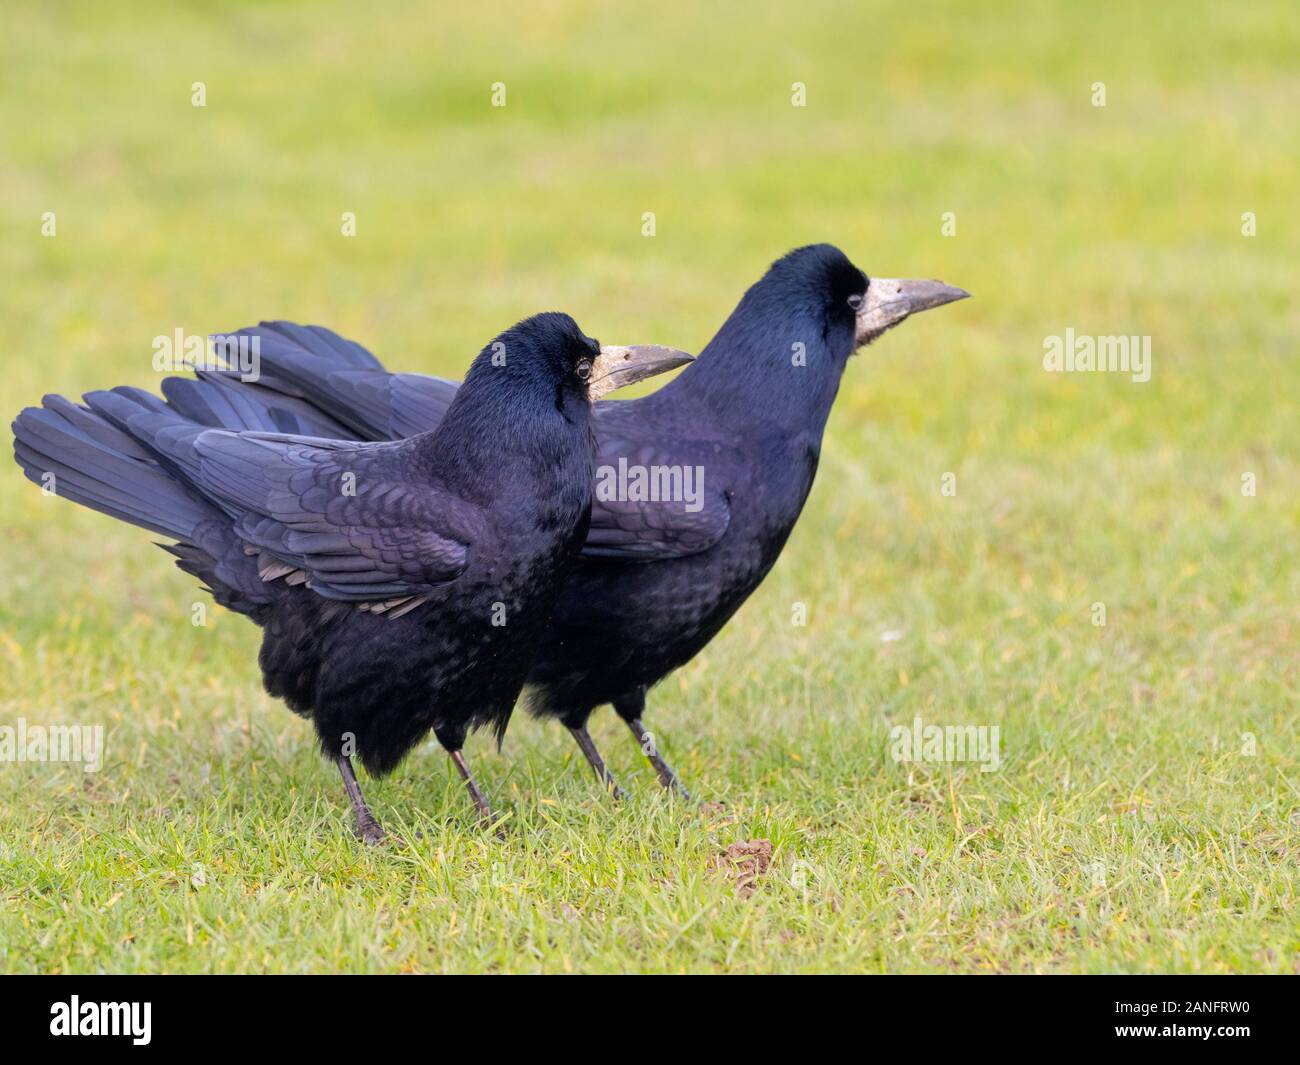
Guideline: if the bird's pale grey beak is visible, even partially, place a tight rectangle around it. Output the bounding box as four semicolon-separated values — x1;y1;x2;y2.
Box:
856;278;971;346
588;345;694;399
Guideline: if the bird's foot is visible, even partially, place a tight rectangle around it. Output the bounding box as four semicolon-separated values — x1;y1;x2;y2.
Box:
337;754;388;845
625;718;690;799
651;759;690;800
568;725;625;800
473;795;509;840
449;750;507;839
354;814;387;846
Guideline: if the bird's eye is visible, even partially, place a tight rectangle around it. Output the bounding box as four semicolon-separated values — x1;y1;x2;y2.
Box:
576;359;592;380
848;293;865;311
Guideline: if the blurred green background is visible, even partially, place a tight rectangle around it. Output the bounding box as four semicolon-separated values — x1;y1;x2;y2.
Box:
0;1;1296;973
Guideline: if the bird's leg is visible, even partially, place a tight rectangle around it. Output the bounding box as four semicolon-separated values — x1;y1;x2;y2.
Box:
613;690;690;799
448;749;502;835
624;717;690;799
336;755;386;845
567;725;625;800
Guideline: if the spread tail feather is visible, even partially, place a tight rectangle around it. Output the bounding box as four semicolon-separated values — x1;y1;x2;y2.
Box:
11;394;271;619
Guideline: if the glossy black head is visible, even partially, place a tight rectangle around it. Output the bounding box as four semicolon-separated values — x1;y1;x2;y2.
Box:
676;244;968;428
462;312;597;401
757;244;871;361
463;312;692;410
741;243;970;359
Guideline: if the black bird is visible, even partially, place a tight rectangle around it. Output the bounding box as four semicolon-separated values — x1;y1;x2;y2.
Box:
66;244;967;797
532;247;968;794
11;313;691;840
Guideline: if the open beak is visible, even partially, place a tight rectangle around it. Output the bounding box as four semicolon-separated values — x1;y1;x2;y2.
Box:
588;344;694;399
856;278;970;346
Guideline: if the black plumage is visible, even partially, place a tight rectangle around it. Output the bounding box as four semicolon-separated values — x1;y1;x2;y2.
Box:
162;245;967;796
21;244;966;803
11;313;691;839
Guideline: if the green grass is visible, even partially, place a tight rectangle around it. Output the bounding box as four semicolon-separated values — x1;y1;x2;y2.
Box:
1;0;1297;973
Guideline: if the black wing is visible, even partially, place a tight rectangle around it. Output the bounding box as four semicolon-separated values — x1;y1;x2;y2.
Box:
198;321;454;440
194;430;479;615
582;409;734;561
190;322;729;561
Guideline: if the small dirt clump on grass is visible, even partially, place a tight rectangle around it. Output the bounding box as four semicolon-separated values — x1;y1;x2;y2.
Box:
717;839;773;897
